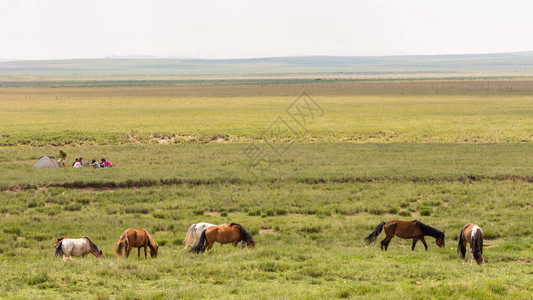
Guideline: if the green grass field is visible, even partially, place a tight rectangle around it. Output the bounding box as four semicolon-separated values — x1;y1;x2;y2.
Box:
0;80;532;299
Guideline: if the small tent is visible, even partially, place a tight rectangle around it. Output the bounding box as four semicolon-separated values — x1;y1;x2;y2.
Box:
33;156;59;169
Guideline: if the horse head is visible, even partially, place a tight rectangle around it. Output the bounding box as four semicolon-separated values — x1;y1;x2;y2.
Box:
150;244;159;258
245;236;256;248
436;231;445;248
97;250;105;259
237;224;256;248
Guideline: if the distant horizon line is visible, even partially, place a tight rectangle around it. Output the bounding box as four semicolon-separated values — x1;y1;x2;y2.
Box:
1;50;533;63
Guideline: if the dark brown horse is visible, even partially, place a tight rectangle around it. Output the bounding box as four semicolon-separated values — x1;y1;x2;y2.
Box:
113;229;159;259
189;223;256;254
458;223;484;265
364;220;445;251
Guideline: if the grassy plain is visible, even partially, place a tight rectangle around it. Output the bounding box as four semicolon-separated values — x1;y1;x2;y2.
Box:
0;80;532;299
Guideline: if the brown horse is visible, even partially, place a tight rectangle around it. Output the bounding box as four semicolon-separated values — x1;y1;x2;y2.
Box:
189;223;256;254
364;220;445;251
113;229;159;259
458;223;484;265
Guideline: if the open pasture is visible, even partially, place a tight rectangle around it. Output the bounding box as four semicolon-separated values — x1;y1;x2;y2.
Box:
0;80;532;298
1;80;532;147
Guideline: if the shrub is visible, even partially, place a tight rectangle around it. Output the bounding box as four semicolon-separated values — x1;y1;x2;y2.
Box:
65;203;82;211
125;206;152;214
368;208;385;215
27;272;49;285
388;207;399;214
247;208;261;216
192;209;204;216
2;225;21;236
419;207;432;216
399;210;411;217
275;208;288;215
152;212;166;219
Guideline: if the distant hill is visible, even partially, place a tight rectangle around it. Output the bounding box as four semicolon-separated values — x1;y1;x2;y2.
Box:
1;52;533;79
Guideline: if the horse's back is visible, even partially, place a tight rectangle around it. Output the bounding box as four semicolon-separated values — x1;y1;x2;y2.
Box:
61;238;89;256
206;225;238;244
388;220;421;238
462;223;477;243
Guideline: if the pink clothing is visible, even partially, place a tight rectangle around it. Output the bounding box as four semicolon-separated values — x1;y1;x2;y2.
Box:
73;161;82;168
104;160;114;167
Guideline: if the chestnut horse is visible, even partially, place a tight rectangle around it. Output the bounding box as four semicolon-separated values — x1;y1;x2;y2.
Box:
189;223;256;254
458;223;484;265
364;220;445;251
55;236;105;261
113;229;159;259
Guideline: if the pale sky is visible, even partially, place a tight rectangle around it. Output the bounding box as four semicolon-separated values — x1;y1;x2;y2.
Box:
1;0;532;60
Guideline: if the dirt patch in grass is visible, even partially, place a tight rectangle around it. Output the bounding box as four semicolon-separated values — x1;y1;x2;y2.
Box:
259;229;279;235
205;211;220;216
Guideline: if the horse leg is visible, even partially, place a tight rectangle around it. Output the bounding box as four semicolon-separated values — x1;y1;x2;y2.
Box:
420;237;428;251
125;246;131;258
137;247;141;260
144;246;147;259
381;225;395;251
468;245;473;264
411;237;419;251
381;237;392;251
207;239;214;251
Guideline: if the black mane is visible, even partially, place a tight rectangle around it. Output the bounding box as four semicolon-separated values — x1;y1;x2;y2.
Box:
415;221;444;238
83;236;100;251
231;223;255;244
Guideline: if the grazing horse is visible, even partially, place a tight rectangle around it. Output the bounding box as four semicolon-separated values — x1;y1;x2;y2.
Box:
113;229;159;259
182;222;246;249
458;223;484;265
189;223;256;254
55;236;105;261
364;220;445;251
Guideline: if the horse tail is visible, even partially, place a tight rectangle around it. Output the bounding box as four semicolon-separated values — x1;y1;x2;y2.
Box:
364;222;386;245
55;240;64;257
113;231;129;257
457;226;466;259
472;227;483;260
183;224;196;248
189;230;207;254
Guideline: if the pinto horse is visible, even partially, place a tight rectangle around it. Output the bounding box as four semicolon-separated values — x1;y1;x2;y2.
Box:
189;223;256;254
364;220;445;251
113;229;159;259
55;236;105;261
458;223;484;265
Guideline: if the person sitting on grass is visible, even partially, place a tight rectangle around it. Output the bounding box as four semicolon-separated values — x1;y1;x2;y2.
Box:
91;159;100;169
73;159;83;168
101;158;114;168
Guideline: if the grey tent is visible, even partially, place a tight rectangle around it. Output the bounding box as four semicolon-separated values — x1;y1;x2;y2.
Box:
33;156;59;169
